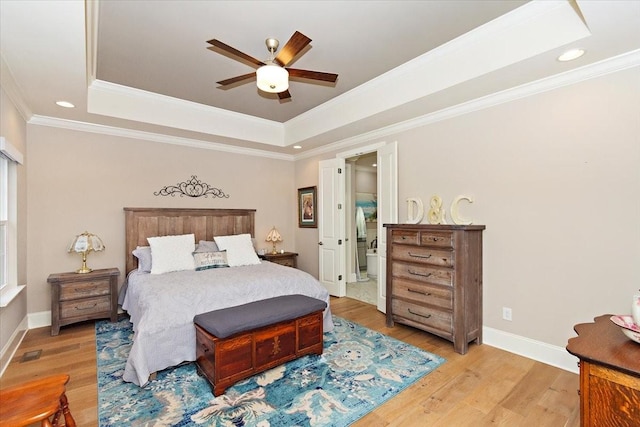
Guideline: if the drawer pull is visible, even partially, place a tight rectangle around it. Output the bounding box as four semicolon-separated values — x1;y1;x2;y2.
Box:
408;288;431;296
76;303;98;311
408;269;432;278
407;308;431;319
408;252;432;259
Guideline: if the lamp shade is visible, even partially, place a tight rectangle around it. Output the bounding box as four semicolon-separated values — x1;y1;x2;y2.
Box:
68;231;105;273
256;64;289;93
265;226;282;254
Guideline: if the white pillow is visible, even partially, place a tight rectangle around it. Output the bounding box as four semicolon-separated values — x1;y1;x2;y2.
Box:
147;234;195;274
214;234;261;267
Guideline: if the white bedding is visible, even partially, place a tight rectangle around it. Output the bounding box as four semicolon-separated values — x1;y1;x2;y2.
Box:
121;261;334;386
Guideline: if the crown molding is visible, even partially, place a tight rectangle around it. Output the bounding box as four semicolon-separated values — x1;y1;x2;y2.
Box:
294;49;640;161
23;49;640;163
27;115;294;161
0;54;33;122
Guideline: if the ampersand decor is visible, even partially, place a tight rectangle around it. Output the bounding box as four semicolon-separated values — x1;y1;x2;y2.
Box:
154;175;230;198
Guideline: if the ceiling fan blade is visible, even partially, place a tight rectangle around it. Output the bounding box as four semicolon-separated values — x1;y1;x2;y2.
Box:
277;90;292;100
217;72;256;86
287;68;338;83
274;31;311;67
207;39;265;67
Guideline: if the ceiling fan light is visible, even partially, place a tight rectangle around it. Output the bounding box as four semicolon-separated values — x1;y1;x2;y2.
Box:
256;65;289;93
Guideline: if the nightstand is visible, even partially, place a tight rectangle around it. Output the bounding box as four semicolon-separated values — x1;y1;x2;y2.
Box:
47;267;120;336
259;252;298;268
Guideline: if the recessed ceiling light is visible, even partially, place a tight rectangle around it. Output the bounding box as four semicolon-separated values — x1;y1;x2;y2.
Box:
293;145;302;149
56;101;75;108
557;49;585;62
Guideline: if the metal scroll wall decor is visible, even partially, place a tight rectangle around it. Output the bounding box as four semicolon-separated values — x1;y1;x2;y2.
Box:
154;175;230;198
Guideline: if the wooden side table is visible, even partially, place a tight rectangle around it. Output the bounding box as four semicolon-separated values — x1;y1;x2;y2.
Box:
566;314;640;426
47;267;120;336
259;252;298;268
0;374;76;426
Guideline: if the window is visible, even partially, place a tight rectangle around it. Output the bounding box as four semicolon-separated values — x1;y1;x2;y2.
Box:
0;137;24;307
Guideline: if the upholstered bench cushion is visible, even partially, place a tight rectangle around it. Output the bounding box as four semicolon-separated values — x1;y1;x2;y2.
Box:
194;294;327;339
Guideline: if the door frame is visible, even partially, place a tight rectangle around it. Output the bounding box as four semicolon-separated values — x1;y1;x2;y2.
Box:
335;141;394;311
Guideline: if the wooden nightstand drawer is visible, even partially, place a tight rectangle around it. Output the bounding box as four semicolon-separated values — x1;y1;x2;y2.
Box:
258;252;298;268
60;295;111;319
59;279;111;300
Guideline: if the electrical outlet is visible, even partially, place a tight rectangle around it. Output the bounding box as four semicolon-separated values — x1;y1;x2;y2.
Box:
502;307;512;321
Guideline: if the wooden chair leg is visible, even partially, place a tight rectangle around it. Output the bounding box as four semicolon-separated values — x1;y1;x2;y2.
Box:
60;393;76;427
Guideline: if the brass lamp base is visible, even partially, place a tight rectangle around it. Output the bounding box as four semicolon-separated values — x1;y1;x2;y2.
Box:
76;253;92;274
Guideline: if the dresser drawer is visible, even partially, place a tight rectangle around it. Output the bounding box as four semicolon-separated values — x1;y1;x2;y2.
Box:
392;278;453;310
420;231;453;248
59;295;111;319
59;279;111;300
391;245;453;267
391;229;420;245
392;299;452;334
392;262;453;287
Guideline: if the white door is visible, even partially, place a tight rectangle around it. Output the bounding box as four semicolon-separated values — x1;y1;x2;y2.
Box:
376;142;398;312
318;158;346;296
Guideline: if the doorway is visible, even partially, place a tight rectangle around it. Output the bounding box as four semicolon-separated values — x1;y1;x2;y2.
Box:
318;141;397;313
345;153;378;305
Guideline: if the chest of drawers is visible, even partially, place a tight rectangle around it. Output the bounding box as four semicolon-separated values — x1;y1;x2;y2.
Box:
48;268;120;336
385;224;485;354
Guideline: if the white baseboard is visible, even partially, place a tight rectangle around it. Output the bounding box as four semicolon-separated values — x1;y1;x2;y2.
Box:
0;314;28;377
28;310;52;329
483;326;579;374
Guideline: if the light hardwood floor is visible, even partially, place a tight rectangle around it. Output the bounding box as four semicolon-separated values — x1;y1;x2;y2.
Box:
1;297;580;426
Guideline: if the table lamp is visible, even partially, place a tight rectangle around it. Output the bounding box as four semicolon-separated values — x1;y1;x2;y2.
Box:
265;226;282;254
68;231;105;273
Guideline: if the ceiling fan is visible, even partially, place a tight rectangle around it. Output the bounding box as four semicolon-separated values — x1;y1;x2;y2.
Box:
207;31;338;100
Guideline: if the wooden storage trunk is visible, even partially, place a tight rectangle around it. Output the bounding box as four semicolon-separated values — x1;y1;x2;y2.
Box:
195;310;324;396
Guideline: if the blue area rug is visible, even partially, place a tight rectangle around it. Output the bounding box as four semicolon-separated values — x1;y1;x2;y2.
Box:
96;316;445;426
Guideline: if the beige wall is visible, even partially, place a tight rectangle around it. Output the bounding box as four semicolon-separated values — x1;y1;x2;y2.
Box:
0;87;28;355
294;66;640;348
26;126;296;314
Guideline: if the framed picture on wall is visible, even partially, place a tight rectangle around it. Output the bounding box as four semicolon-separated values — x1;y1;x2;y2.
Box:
298;186;317;228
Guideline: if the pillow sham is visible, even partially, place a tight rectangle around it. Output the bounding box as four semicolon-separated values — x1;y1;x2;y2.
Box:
147;234;195;274
214;233;261;267
194;240;220;253
193;251;228;270
132;246;152;272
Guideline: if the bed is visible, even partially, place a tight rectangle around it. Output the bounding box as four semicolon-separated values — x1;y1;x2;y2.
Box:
120;207;334;386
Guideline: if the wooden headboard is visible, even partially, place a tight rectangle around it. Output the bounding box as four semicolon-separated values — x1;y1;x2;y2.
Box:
124;207;256;275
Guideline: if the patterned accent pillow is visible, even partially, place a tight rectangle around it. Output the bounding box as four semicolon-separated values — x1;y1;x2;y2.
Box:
193;251;228;270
